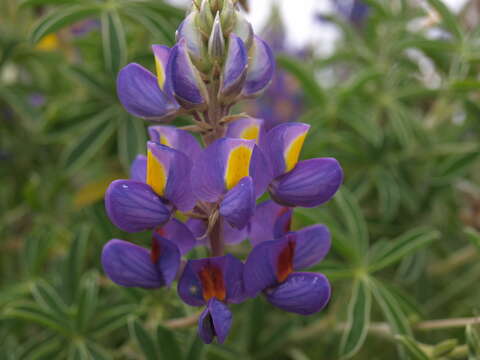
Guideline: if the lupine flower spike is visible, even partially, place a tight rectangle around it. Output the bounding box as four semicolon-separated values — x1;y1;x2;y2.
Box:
102;0;343;345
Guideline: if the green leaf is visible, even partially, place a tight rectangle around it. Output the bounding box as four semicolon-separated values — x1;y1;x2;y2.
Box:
2;302;70;334
68;342;91;360
117;114;147;171
157;325;183;360
368;227;439;272
123;6;176;44
467;324;480;359
394;336;429;360
129;318;158;360
246;297;266;352
30;4;100;44
63;225;91;304
375;169;401;222
67;65;114;99
185;334;205;360
62;108;116;173
433;152;480;184
101;10;127;75
277;55;325;105
334;188;369;261
465;227;480;252
369;279;411;336
339;278;371;358
75;272;99;333
427;0;462;39
31;281;68;320
92;304;136;337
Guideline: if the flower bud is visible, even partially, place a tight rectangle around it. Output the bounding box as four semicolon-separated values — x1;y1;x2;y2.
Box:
169;38;209;110
208;12;225;61
209;0;222;13
233;11;253;50
198;0;214;36
242;36;275;97
219;34;247;101
220;0;235;34
176;12;210;73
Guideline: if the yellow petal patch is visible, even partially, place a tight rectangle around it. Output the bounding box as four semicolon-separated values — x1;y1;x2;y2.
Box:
36;33;60;52
224;145;253;190
147;150;167;196
159;134;171;147
240;125;260;143
155;57;166;90
284;132;307;172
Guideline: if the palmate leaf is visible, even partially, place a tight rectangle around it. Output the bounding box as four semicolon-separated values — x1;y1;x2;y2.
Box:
30;3;100;44
31;280;68;321
369;278;411;336
185;334;205;360
394;336;429;360
339;278;371;359
157;325;183;360
466;324;480;359
333;188;369;262
63;224;91;304
91;304;137;338
2;301;70;335
62;107;117;173
117;114;147;171
101;10;127;75
368;227;439;272
129;318;158;360
75;272;99;334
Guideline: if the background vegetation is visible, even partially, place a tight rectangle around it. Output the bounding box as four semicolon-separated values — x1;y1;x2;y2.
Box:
1;0;480;358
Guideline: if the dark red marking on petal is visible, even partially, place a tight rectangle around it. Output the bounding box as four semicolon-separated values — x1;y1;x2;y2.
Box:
276;238;296;283
151;237;161;264
277;207;292;233
199;263;226;302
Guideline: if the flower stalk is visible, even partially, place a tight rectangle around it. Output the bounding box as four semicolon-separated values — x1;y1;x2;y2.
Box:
102;0;343;344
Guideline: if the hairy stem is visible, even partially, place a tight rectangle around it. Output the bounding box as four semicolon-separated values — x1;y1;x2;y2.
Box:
210;216;224;257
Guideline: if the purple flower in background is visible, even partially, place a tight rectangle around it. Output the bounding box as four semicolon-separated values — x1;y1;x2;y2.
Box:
330;0;370;27
242;10;304;130
27;93;46;108
178;255;246;343
70;18;100;37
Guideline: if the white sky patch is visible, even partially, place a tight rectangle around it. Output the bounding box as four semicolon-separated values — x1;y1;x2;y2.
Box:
165;0;469;54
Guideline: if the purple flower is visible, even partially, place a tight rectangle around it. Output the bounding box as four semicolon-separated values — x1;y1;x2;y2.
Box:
242;36;275;98
177;254;246;344
105;141;195;232
191;137;272;229
101;233;181;288
249;200;293;247
244;226;331;315
264;123;343;207
148;125;202;160
117;46;180;120
331;0;369;27
168;38;209;109
225;117;265;145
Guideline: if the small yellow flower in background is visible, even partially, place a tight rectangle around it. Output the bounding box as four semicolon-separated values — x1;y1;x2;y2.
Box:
36;33;60;51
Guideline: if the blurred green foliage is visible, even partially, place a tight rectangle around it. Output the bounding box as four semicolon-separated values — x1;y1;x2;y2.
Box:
1;0;480;358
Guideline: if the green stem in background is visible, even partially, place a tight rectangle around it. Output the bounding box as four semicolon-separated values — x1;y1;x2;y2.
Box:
290;316;480;343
